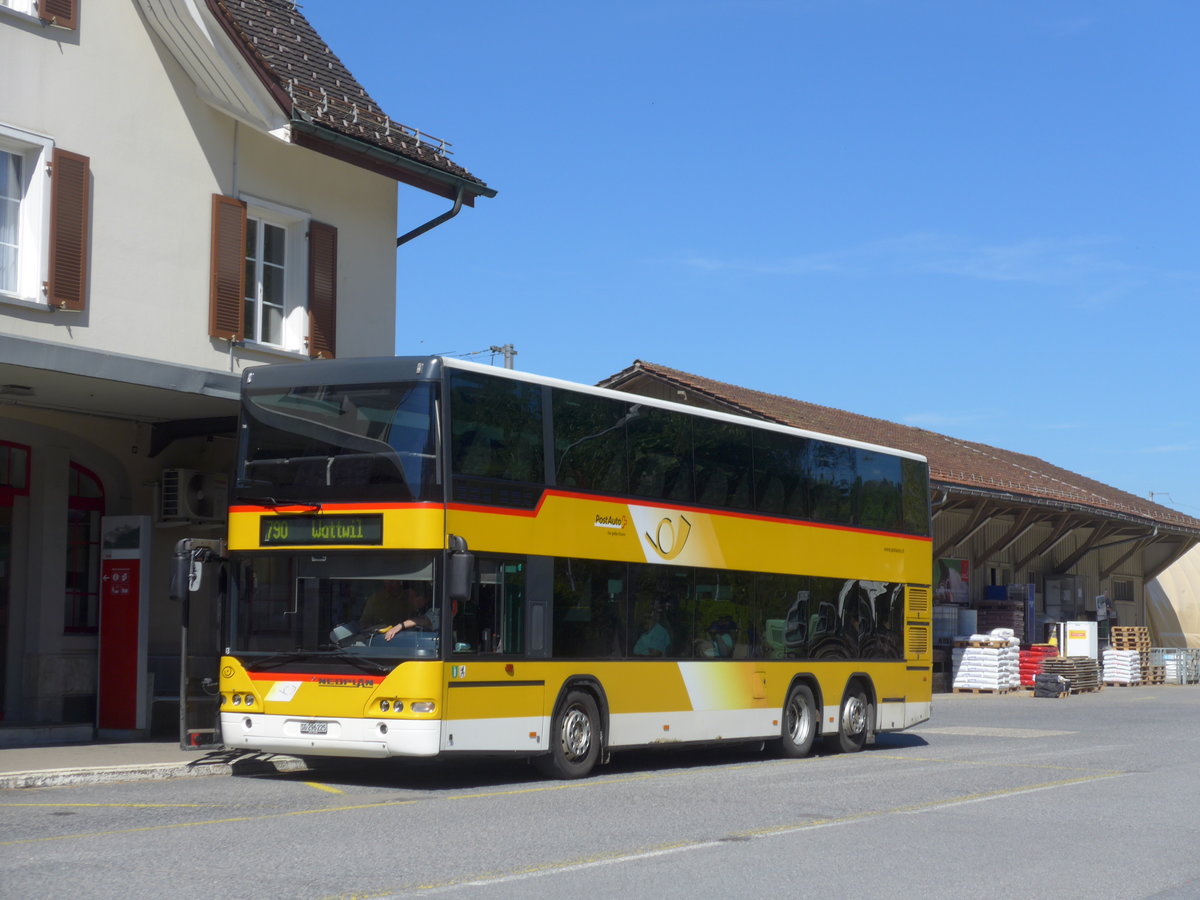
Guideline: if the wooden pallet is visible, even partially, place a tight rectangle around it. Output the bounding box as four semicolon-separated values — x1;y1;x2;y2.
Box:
1041;657;1102;694
1111;626;1150;638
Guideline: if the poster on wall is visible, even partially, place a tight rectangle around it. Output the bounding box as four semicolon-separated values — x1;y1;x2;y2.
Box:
935;558;970;605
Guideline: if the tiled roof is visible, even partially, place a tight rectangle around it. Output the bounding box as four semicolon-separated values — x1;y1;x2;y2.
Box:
603;360;1200;535
211;0;490;193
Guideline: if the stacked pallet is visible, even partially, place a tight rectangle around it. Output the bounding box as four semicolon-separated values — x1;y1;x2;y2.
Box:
1102;648;1142;685
952;629;1021;693
1020;644;1058;687
1040;656;1102;694
1110;626;1159;684
974;601;1025;638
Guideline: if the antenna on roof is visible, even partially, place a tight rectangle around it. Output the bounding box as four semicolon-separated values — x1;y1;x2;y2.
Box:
443;345;518;369
1149;491;1174;504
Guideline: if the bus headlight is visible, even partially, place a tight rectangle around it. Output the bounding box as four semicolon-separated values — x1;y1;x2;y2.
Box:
410;701;435;714
232;694;242;706
244;694;255;707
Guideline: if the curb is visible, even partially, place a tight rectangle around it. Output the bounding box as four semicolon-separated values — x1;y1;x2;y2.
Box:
0;754;312;790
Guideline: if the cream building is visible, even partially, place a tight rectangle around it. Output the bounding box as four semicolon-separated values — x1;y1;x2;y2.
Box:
0;0;493;739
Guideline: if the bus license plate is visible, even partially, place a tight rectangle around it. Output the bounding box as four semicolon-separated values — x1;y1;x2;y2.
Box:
300;721;328;735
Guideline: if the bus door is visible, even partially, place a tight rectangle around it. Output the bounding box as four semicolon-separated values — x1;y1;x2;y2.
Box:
443;558;544;753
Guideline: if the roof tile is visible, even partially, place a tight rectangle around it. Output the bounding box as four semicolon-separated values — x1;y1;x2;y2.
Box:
213;0;489;189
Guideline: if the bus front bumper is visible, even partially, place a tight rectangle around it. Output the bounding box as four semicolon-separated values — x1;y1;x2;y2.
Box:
220;712;441;758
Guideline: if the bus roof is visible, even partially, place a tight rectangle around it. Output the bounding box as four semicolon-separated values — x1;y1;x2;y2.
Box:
242;355;928;465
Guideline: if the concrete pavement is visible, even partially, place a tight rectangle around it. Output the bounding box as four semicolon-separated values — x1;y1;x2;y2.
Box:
0;739;312;790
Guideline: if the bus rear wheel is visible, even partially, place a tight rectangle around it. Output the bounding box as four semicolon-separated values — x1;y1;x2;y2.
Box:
834;684;872;753
536;690;601;779
779;684;816;758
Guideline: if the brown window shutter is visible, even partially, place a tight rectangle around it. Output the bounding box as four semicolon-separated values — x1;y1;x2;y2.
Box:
209;195;246;341
46;148;90;311
307;221;337;359
39;0;78;29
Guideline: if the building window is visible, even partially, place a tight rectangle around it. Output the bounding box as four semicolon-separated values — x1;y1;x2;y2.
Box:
0;126;51;303
65;462;103;633
0;127;89;310
0;1;36;18
1112;579;1134;604
209;194;336;358
0;1;78;28
0;148;21;293
244;215;288;346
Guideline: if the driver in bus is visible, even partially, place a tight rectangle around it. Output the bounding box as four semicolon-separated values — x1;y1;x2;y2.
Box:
359;582;436;641
382;584;437;641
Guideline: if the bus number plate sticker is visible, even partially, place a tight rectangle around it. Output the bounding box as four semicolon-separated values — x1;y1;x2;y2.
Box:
300;721;328;735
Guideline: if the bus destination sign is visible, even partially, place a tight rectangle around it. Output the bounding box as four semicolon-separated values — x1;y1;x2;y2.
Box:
260;514;384;546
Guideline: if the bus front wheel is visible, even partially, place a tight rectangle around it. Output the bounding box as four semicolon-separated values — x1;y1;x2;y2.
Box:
779;684;816;758
834;684;872;753
536;690;601;779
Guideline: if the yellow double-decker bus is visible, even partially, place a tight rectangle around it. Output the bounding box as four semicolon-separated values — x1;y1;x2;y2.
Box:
220;356;932;777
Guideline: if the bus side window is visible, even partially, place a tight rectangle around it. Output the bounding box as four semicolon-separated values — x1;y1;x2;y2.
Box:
456;559;526;655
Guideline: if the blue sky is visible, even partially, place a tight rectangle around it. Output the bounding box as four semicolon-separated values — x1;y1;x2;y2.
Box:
301;1;1198;517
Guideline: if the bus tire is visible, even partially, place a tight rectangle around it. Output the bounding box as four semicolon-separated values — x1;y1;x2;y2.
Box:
536;690;601;779
779;684;816;758
834;683;872;754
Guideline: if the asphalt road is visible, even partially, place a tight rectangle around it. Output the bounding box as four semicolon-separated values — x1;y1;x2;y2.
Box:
2;687;1198;899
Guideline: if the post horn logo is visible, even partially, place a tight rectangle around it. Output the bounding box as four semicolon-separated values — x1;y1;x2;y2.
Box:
645;514;692;561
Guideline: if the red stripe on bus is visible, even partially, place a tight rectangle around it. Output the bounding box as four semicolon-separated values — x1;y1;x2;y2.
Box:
246;672;385;684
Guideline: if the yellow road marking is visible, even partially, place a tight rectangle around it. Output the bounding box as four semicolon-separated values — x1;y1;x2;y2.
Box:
304;781;346;795
364;771;1126;896
0;755;1125;854
0;771;657;847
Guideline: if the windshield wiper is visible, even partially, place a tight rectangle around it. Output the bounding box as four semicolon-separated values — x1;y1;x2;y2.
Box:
244;649;391;674
245;651;316;670
237;495;322;512
325;651;392;674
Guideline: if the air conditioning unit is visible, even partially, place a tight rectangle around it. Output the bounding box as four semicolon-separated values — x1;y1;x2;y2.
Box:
159;469;229;523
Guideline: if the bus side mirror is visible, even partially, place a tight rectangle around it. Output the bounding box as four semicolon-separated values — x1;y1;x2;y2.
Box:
447;535;475;604
169;550;192;601
448;551;475;603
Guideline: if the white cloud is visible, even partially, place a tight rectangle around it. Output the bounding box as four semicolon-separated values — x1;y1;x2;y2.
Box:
673;232;1133;291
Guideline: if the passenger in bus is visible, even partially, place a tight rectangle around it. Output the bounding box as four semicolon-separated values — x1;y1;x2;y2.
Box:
633;605;671;657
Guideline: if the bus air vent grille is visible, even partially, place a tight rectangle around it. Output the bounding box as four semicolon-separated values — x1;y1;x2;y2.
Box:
907;585;931;617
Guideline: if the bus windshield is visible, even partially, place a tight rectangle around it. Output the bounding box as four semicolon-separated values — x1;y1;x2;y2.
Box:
228;551;442;664
237;381;439;503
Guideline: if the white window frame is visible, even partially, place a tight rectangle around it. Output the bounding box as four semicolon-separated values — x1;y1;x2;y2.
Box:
241;195;309;354
0;124;53;306
0;1;38;22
